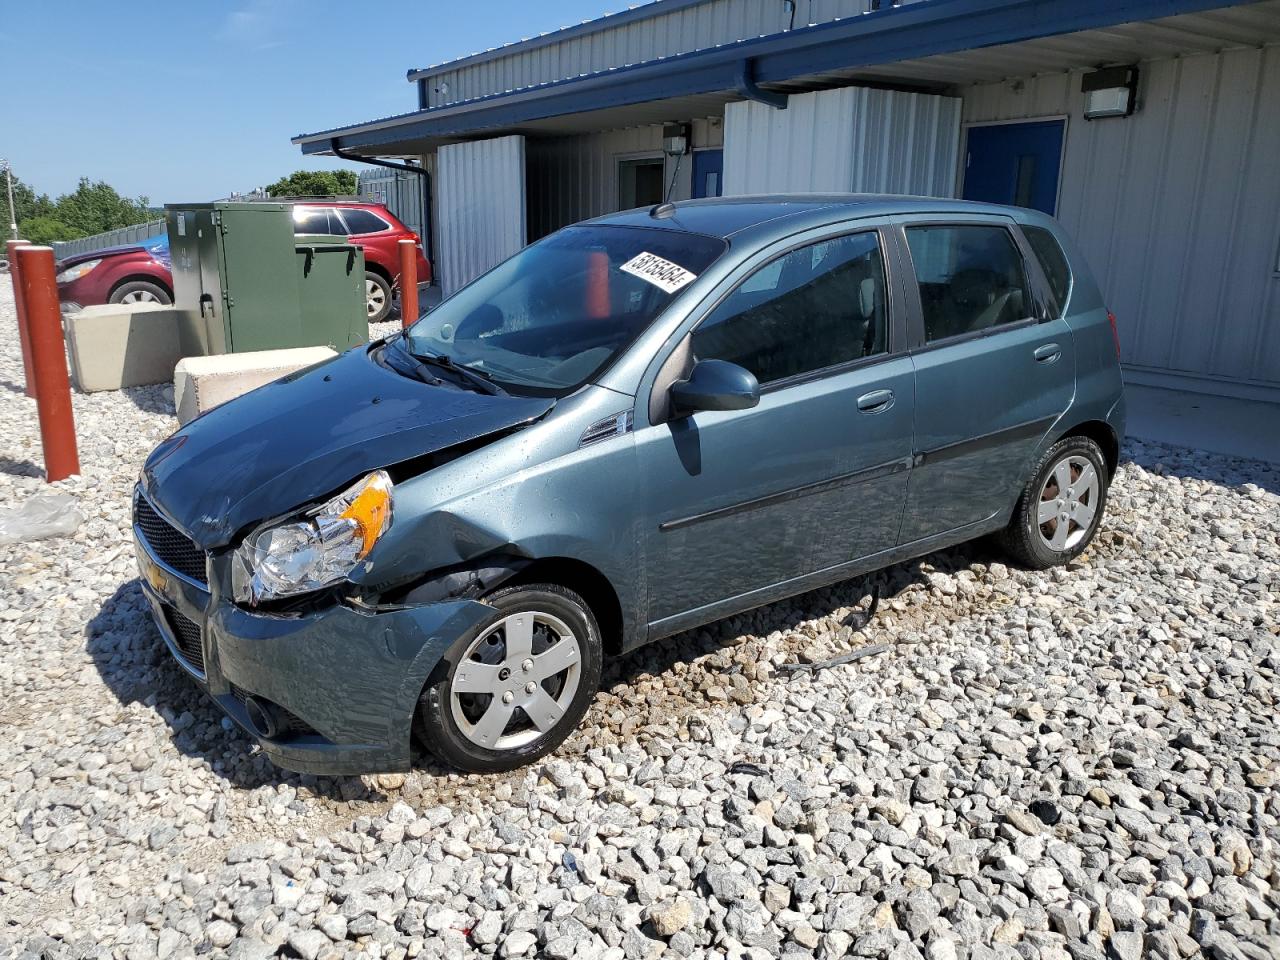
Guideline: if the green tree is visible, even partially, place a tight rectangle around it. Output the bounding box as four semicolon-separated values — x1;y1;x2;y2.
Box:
17;215;79;245
266;169;359;198
5;171;151;242
54;178;152;235
4;173;55;229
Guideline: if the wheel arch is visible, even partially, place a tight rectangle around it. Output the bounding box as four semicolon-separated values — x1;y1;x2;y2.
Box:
506;557;625;657
109;274;173;300
1055;419;1119;478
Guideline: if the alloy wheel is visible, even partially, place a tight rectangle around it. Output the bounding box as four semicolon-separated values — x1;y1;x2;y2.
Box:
1036;454;1100;551
121;289;161;304
449;611;582;751
366;279;386;318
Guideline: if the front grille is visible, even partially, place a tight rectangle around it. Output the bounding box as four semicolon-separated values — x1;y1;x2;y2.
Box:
134;491;207;586
164;605;205;675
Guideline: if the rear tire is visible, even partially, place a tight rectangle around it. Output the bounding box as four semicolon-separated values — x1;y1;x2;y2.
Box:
415;584;602;773
109;280;171;306
365;271;392;323
1000;435;1109;569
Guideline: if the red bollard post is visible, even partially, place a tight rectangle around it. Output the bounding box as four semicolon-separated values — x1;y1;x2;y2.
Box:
6;238;36;397
16;246;79;482
398;238;419;330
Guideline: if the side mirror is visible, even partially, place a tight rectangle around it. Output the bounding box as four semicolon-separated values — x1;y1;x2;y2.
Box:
670;359;760;417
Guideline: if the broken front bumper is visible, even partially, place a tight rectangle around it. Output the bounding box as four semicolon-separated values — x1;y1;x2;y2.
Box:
134;529;493;776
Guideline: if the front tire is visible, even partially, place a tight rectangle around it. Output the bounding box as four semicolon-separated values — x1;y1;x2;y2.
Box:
1000;435;1109;569
415;584;603;773
109;280;171;306
365;271;393;323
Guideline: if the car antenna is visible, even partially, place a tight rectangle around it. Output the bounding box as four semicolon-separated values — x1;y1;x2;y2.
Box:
649;202;677;219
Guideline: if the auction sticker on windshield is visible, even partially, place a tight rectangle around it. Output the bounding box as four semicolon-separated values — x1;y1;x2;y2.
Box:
620;252;697;294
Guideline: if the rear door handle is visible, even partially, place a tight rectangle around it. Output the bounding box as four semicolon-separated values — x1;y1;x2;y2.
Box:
857;388;895;413
1034;342;1062;364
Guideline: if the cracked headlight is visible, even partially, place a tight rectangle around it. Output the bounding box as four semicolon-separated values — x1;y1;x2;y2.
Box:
232;471;393;605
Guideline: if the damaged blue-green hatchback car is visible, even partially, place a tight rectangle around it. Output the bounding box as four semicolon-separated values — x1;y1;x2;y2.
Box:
134;195;1125;774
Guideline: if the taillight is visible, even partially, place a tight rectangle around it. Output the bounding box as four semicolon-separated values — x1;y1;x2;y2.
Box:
1107;311;1121;359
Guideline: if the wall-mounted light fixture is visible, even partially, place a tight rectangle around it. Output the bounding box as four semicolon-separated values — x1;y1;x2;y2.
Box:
663;123;692;155
1082;66;1139;120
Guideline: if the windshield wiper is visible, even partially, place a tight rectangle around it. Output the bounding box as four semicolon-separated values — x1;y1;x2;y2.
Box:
406;348;505;395
377;341;445;386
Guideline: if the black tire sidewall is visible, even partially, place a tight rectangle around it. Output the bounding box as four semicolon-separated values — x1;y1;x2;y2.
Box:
416;585;602;773
1015;437;1109;568
109;281;171;305
365;271;392;323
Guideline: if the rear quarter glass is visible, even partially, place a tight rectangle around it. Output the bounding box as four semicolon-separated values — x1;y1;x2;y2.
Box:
1023;225;1072;314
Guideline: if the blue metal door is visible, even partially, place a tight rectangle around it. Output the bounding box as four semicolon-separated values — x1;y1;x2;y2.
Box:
692;150;723;199
963;121;1064;215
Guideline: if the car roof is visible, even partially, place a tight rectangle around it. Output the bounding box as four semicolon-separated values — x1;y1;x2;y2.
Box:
587;194;1028;242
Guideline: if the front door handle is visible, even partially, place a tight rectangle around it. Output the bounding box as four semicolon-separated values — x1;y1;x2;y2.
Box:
857;388;895;413
1034;342;1061;364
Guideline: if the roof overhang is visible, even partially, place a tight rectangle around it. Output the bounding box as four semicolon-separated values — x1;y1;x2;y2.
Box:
294;0;1276;157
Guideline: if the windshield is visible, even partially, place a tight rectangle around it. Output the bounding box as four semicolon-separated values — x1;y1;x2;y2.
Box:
405;225;726;396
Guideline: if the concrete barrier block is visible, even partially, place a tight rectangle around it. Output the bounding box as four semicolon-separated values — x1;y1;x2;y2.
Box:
173;346;337;425
64;303;186;392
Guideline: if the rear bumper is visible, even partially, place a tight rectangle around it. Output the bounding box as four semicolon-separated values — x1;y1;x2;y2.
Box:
134;529;493;775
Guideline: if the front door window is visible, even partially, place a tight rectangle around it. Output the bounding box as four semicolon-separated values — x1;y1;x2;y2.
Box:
692;231;888;384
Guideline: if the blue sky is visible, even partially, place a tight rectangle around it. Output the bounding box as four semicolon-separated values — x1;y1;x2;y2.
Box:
0;0;626;203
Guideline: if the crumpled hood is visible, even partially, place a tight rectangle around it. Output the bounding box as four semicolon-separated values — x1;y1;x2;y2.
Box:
142;346;554;549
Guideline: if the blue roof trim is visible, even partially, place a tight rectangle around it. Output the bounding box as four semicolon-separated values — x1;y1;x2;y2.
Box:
297;0;1261;154
406;0;714;81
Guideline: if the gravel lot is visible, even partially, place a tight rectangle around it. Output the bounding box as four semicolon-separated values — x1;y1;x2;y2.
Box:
1;280;1278;960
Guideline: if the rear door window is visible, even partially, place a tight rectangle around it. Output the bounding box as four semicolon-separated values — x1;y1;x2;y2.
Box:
692;231;889;385
340;208;392;235
292;207;347;235
1022;225;1072;313
905;224;1034;343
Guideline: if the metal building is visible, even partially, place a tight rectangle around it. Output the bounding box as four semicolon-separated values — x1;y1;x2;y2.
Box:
295;0;1280;399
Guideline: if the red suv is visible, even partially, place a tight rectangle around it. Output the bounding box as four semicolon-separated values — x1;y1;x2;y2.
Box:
56;200;431;323
289;201;431;322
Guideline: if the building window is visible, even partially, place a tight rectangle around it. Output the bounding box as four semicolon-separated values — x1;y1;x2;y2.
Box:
618;157;665;209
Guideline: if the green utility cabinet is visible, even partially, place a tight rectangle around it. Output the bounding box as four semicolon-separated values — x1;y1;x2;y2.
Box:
165;201;367;356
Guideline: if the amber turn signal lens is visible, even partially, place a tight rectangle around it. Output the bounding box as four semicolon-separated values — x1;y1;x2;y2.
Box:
339;472;393;557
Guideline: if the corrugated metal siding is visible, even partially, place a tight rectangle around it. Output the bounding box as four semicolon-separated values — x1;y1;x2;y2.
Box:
436;136;526;296
960;44;1280;387
525;118;723;240
51;219;166;260
723;86;960;196
423;0;881;108
357;169;426;239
